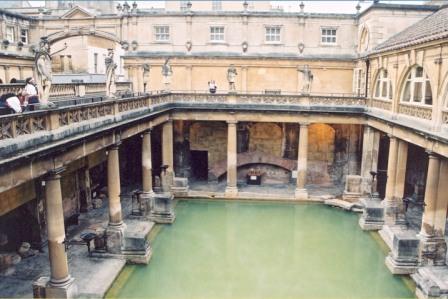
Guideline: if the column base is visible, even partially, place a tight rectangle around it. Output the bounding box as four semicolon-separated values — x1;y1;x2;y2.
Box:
385;230;419;274
412;266;448;299
149;192;175;224
294;188;308;200
225;186;238;198
379;224;408;250
358;197;384;231
106;223;126;254
130;191;154;217
33;276;77;299
418;234;447;266
383;197;407;227
172;177;189;197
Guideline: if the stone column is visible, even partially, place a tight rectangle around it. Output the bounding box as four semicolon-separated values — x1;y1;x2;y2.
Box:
162;120;174;192
418;153;447;266
383;135;399;225
392;140;408;225
295;123;308;200
108;144;123;226
142;130;154;195
45;168;71;286
37;167;77;298
360;126;380;195
225;120;238;197
106;143;125;254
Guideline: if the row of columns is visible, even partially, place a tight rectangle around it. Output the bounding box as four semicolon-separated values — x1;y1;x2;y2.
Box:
361;126;448;266
40;120;174;297
224;121;309;199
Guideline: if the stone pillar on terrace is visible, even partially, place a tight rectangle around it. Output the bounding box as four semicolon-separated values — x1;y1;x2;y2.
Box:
106;143;125;254
33;167;77;298
392;140;408;225
162;120;174;192
418;154;448;266
383;135;399;225
139;129;154;216
360;126;380;195
295;123;308;200
225;120;238;197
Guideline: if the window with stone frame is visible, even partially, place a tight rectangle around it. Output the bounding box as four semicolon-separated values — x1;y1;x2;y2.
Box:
154;25;170;42
353;68;365;97
401;66;432;105
374;69;393;100
210;26;225;42
20;29;28;44
265;26;281;43
6;26;15;43
321;27;337;44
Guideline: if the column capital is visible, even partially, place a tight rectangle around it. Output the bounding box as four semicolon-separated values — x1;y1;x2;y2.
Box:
46;166;66;180
164;119;173;125
141;128;152;136
299;122;310;127
109;141;122;150
426;151;439;159
227;120;238;125
387;134;396;140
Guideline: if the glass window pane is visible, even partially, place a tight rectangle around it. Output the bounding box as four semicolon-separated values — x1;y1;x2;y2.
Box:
414;82;423;102
381;81;387;97
375;80;380;98
415;67;423;77
388;83;393;100
402;81;411;102
425;80;432;105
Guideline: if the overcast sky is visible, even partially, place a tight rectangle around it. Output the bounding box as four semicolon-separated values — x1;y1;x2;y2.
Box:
29;1;426;14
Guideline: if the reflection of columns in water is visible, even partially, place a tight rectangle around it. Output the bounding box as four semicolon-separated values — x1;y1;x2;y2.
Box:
107;144;123;226
295;123;308;199
142;130;153;194
225;120;238;196
45;168;71;286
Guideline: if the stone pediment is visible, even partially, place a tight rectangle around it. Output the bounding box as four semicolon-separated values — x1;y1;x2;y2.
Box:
61;6;95;19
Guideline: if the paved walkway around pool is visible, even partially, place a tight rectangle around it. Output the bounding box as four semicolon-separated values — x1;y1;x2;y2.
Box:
0;188;138;298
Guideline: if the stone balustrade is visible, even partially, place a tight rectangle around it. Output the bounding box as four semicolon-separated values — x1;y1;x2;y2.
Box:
0;93;365;142
371;98;393;111
442;111;448;125
398;103;432;120
0;82;132;99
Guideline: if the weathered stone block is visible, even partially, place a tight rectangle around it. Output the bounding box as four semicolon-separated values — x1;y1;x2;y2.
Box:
359;197;384;230
149;193;175;224
172;177;189;197
385;230;419;274
105;224;126;254
412;267;448;299
33;276;77;299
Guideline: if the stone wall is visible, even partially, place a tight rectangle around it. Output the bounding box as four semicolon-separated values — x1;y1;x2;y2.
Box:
189;121;228;166
248;123;283;156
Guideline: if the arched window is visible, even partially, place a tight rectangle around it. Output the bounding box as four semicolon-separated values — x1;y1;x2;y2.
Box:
374;69;393;100
401;66;432;105
359;27;369;52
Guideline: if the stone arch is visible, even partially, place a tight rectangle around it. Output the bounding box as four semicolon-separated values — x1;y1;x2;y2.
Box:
248;122;283;156
49;33;123;74
358;24;370;52
46;29;121;45
209;151;296;181
440;71;448;109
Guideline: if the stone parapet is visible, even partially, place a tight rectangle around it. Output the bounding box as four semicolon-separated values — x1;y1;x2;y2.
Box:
359;197;384;230
385;230;419;274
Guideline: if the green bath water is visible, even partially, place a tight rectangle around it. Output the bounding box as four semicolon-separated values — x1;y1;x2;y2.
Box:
107;200;415;299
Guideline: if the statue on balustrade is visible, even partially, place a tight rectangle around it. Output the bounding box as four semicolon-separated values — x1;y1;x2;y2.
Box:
161;58;173;92
298;64;313;94
143;63;150;93
227;65;237;92
105;48;117;98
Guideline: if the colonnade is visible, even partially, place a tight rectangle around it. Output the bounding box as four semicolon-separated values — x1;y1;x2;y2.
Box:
361;126;448;266
38;120;174;298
